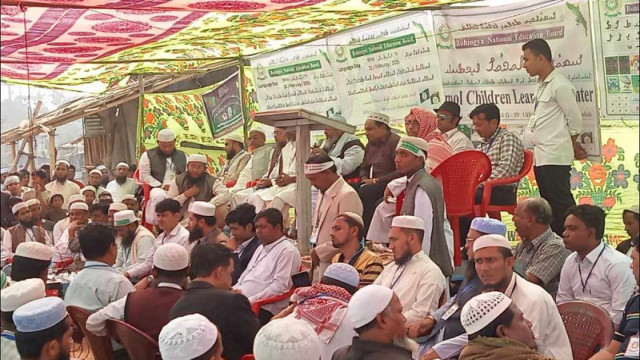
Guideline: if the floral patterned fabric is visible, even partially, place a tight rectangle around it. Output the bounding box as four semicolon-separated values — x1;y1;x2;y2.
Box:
0;0;463;91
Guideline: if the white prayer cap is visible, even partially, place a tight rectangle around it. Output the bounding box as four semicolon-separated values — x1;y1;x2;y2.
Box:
121;194;136;202
391;215;425;231
96;165;107;171
339;212;364;228
69;202;89;212
190;201;215;217
26;198;39;207
1;278;46;312
347;285;394;328
113;210;137;227
54;159;70;168
89;169;102;176
323;263;360;288
81;186;96;195
109;203;128;212
187;153;207;164
461;291;512;335
159;314;218;360
1;168;8;174
624;205;639;215
249;127;266;136
13;297;68;333
253;317;321;360
304;160;335;175
115;162;129;170
15;242;53;261
4;175;19;187
366;112;390;125
330;114;347;123
473;234;511;253
396;136;428;158
470;218;507;236
48;193;64;203
224;132;245;144
68;194;85;205
157;129;176;142
12;202;28;215
153;243;189;271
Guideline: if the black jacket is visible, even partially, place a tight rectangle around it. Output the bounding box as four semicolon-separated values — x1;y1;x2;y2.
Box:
169;281;260;360
332;338;413;360
232;236;260;285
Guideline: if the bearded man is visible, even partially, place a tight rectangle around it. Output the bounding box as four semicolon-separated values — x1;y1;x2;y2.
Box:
45;160;81;210
186;201;229;248
1;202;52;262
167;154;229;226
217;133;250;186
139;129;188;225
105;162;138;202
113;210;155;274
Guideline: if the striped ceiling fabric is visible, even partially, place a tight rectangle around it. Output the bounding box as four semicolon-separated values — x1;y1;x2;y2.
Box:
0;0;465;91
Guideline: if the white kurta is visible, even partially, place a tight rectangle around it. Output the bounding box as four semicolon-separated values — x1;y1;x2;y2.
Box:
373;251;446;325
45;180;81;210
367;176;454;265
246;141;297;211
322;133;365;176
1;226;53;262
105;178;138;203
139;151;182;225
125;224;191;278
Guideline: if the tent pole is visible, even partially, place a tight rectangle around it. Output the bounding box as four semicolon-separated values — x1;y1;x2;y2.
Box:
48;130;56;171
25;101;42;172
10;141;17;164
238;55;250;146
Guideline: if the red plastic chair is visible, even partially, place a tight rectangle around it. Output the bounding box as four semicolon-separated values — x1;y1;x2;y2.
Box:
557;301;614;360
133;168;153;231
430;150;492;266
67;306;114;360
241;355;255;360
106;319;160;360
476;149;534;219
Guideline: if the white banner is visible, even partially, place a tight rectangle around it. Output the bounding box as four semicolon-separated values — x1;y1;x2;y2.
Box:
594;0;639;119
327;12;444;125
252;39;340;117
434;0;601;159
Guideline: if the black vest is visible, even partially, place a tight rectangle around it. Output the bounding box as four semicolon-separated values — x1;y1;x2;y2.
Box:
339;139;365;182
147;148;187;184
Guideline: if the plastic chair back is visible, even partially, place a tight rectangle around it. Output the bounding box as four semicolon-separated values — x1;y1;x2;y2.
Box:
106;319;159;360
557;301;614;360
430;150;492;216
133;168;153;231
67;306;114;360
241;355;255;360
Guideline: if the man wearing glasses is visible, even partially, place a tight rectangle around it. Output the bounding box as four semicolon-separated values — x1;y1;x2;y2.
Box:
435;101;474;153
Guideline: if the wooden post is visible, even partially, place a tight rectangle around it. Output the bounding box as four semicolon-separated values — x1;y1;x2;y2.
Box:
295;124;312;255
24;101;42;172
48;130;56;170
238;56;250;146
10;138;28;172
10;141;16;163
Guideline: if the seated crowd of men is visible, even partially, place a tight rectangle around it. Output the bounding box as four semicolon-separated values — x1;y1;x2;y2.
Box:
0;100;638;360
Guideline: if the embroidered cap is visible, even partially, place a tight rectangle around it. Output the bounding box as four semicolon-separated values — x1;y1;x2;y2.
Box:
159;314;218;360
69;202;89;212
253;317;321;360
89;169;102;176
54;160;70;168
391;215;425;231
250;127;267;137
15;242;53;261
81;187;96;195
13;297;68;333
189;201;215;217
339;212;364;228
115;162;129;170
470;218;507;236
113;210;137;227
461;291;512;335
624;205;639;215
4;175;20;187
224;132;245;145
1;278;46;312
473;234;511;253
323;263;360;288
366;112;390;125
157;129;176;142
154;243;189;271
347;285;394;328
68;194;86;205
187;154;207;164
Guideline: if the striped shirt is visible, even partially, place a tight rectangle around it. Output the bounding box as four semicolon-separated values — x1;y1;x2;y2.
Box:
332;248;383;287
613;293;639;360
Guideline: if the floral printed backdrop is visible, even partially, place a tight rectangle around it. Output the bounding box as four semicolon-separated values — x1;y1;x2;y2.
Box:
506;121;639;246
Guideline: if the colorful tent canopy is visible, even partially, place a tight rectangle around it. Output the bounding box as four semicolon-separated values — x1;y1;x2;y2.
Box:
1;0;464;92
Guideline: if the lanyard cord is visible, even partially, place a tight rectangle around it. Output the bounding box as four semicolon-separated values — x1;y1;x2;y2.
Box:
578;243;606;293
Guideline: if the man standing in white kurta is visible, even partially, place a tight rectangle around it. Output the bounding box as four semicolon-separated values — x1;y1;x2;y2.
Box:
138;129;188;225
45;160;81;210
